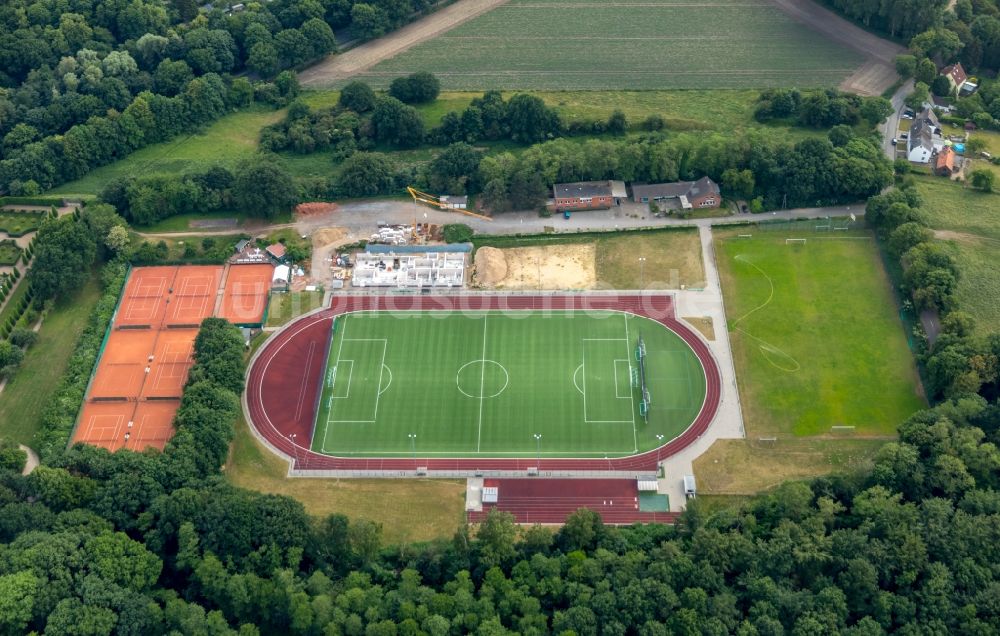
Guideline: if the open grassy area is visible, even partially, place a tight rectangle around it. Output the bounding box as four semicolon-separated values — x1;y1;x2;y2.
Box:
0;271;101;446
716;230;924;437
314;310;705;457
914;176;1000;240
226;414;465;544
351;0;863;90
596;228;705;289
693;438;885;494
266;291;325;327
48;106;286;196
945;237;1000;338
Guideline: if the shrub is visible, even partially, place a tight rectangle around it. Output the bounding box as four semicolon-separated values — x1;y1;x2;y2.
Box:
443;224;474;243
9;327;37;348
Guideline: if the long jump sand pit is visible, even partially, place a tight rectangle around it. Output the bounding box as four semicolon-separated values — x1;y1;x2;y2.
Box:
473;244;596;290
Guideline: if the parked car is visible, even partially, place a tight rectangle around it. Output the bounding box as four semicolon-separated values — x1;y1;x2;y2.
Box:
891;138;898;145
900;132;908;139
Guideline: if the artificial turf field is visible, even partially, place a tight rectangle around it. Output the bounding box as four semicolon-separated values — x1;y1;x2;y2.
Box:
715;230;925;437
312;310;706;457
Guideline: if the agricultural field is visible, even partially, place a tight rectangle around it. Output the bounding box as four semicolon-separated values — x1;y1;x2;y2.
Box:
715;228;924;438
351;0;864;90
915;177;1000;241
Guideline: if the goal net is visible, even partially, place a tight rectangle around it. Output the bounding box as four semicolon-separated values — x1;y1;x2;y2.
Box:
785;238;807;245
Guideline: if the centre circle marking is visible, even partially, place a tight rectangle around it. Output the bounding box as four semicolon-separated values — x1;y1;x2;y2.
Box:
456;360;509;399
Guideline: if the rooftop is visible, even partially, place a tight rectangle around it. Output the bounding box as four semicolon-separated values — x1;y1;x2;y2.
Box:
554;181;613;199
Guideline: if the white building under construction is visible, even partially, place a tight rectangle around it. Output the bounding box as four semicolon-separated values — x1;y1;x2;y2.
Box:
351;244;470;288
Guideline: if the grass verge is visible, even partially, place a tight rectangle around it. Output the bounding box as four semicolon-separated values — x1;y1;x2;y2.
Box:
266;291;325;327
715;229;924;437
0;271;101;445
225;414;466;544
693;438;886;495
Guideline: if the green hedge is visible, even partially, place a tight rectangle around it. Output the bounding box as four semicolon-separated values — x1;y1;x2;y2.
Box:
36;261;128;461
0;196;67;207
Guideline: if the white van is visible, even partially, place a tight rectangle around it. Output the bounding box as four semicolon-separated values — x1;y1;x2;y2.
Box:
683;475;696;499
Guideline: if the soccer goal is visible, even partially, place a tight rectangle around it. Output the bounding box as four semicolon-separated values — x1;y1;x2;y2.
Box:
785;238;807;246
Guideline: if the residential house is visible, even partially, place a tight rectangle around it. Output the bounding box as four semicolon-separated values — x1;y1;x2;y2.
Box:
631;176;722;209
552;181;614;211
907;108;941;164
941;63;967;95
934;146;956;177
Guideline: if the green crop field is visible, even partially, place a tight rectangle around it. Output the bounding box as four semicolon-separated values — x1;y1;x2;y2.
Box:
351;0;864;90
716;230;924;437
312;309;706;457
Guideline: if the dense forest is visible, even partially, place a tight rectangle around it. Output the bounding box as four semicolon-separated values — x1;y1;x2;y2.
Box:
2;294;1000;633
0;0;437;195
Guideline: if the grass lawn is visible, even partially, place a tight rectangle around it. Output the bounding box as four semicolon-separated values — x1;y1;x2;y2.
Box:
0;211;44;235
0;271;101;446
596;228;705;289
693;438;886;494
136;210;291;234
226;414;465;544
48;106;286;196
314;310;705;457
0;241;20;266
716;230;924;437
349;0;863;90
944;237;1000;338
914;176;1000;240
266;291;325;327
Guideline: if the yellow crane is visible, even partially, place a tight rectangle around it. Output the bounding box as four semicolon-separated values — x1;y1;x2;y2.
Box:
406;187;492;222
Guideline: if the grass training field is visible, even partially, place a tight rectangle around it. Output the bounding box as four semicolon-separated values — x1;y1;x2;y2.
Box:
351;0;864;90
716;229;924;437
312;309;706;457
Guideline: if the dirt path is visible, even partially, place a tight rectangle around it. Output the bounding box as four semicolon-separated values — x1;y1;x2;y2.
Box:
18;444;39;475
299;0;508;86
769;0;903;96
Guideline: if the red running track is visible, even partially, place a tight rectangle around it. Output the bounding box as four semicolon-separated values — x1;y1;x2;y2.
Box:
467;479;679;525
245;294;722;473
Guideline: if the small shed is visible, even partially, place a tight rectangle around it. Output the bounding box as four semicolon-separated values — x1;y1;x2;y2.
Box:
441;195;468;210
271;264;291;290
265;243;287;263
234;238;251;253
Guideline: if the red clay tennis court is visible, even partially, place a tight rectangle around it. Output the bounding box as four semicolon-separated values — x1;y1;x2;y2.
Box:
219;264;273;325
72;263;271;453
141;329;196;398
165;266;222;325
88;330;157;399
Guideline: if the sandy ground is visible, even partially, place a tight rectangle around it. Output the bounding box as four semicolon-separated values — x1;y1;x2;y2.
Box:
299;0;509;86
474;244;596;290
309;227;353;285
770;0;903;96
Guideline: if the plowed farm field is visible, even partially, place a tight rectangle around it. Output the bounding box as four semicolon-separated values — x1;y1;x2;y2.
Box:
349;0;864;90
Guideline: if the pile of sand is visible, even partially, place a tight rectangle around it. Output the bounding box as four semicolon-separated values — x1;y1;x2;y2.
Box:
473;246;508;286
312;227;348;248
475;244;597;290
295;202;338;217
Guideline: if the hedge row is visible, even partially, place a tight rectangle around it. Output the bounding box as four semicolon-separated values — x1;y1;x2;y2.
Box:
0;196;68;207
36;261;128;461
0;286;35;341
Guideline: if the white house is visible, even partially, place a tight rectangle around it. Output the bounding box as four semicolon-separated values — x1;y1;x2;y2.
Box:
907;108;942;164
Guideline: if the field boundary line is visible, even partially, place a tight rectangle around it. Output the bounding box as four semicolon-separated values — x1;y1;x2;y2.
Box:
624;313;638;453
322;313;349;451
372;339;388;421
614;359;632;399
331;360;354;398
476;315;488;452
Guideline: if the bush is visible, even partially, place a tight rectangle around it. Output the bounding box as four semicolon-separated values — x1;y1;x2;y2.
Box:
9;327;37;348
442;224;474;243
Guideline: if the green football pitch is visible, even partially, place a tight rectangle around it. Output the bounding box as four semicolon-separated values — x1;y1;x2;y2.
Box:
311;310;707;457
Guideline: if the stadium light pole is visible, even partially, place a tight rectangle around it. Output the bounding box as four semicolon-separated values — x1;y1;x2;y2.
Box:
534;434;541;467
638;257;646;290
287;433;298;469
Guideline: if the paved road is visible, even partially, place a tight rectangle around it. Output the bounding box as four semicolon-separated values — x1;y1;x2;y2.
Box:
882;80;915;160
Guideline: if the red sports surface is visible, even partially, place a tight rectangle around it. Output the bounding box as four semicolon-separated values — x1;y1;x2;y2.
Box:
219;264;273;324
467;479;679;525
246;294;722;474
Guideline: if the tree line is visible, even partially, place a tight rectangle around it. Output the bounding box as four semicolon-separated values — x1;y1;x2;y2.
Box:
0;0;447;196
